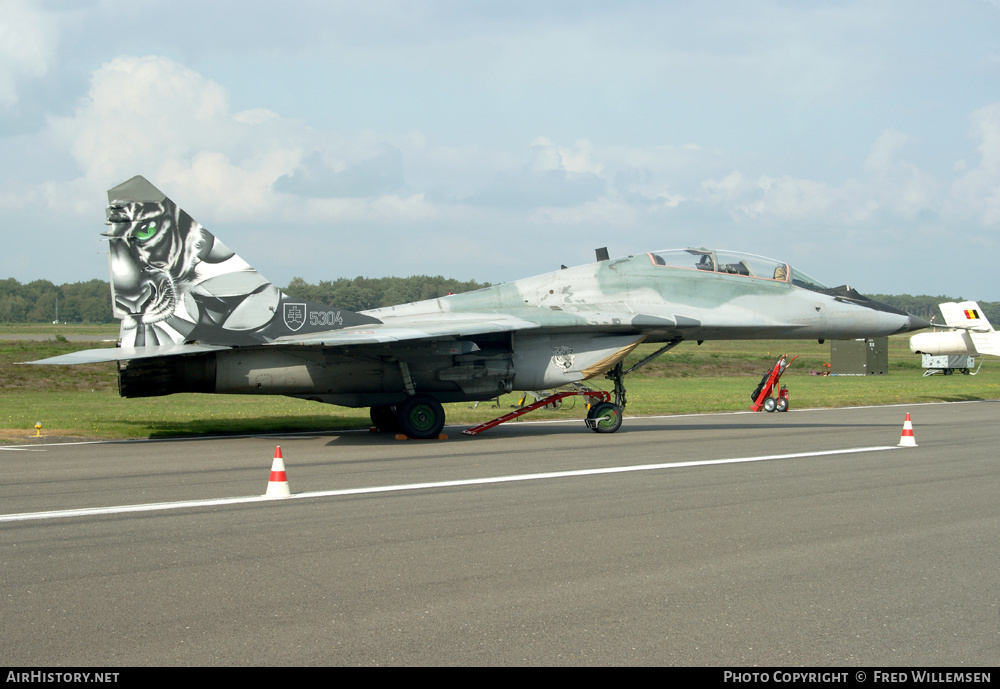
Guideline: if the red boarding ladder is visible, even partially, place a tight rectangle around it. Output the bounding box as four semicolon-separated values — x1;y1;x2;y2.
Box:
462;389;611;436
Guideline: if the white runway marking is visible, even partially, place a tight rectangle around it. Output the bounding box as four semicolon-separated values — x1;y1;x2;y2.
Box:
0;445;901;523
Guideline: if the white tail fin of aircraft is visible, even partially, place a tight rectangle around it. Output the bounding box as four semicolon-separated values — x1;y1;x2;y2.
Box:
939;301;1000;356
910;301;1000;357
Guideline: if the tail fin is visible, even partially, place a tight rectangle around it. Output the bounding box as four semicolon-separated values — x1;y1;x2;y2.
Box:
939;301;994;332
105;175;379;347
938;301;1000;357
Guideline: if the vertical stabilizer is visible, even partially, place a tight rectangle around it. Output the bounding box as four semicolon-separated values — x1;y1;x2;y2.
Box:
104;175;379;347
939;301;994;332
938;301;1000;357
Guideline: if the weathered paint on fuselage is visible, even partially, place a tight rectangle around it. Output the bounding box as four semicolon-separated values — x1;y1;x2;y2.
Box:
242;251;910;407
366;252;914;342
91;249;927;408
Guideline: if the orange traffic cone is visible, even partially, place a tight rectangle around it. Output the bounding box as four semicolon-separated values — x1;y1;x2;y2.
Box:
898;413;917;447
264;446;291;498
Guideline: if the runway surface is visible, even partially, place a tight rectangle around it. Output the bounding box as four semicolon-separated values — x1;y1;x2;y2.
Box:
2;402;998;666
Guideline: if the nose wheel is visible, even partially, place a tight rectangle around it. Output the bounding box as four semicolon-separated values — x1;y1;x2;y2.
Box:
584;362;628;433
586;401;623;433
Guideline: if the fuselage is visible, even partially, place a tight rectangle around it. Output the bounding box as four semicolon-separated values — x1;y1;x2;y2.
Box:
368;250;923;342
115;248;926;407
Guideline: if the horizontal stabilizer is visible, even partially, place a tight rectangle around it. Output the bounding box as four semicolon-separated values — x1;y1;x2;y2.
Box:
970;332;1000;357
26;343;232;366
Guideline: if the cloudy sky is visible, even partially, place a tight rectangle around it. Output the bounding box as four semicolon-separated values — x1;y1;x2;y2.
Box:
2;0;999;300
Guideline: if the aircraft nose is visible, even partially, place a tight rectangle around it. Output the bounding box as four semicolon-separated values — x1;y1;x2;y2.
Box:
822;286;929;335
882;310;930;336
855;297;930;334
904;313;932;333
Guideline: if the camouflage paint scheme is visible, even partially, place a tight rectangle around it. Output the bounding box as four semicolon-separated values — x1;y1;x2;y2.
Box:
32;176;928;436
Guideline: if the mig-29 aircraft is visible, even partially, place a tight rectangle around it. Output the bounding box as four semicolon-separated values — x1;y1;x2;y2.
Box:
30;176;928;438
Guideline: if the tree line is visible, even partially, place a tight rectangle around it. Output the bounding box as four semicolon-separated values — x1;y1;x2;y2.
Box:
0;275;492;324
866;294;1000;325
0;276;996;326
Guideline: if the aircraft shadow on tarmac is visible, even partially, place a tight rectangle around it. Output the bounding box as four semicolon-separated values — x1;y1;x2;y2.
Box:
317;416;906;447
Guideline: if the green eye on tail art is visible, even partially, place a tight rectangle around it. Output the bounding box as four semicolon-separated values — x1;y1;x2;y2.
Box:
134;221;157;242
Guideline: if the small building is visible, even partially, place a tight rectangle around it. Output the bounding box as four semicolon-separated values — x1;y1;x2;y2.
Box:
830;338;889;375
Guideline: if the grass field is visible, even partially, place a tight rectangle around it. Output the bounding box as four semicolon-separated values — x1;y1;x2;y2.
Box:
2;330;997;443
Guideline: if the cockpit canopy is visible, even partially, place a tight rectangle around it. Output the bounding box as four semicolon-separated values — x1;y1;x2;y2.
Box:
648;248;829;291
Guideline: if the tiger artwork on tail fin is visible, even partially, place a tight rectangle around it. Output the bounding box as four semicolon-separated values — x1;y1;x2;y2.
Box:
103;176;378;347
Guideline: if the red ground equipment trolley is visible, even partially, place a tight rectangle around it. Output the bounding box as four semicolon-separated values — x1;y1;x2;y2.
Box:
750;354;798;412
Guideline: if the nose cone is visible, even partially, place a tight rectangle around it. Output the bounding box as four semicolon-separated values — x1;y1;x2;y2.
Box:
871;306;930;336
903;313;932;334
871;310;930;336
822;286;930;335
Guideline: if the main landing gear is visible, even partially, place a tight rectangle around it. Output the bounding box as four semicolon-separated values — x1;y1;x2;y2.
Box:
376;338;684;438
370;394;446;440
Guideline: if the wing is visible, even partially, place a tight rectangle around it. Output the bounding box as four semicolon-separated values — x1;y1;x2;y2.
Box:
26;314;542;365
270;312;542;346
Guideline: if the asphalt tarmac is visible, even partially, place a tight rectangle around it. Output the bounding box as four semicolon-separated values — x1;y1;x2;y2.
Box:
2;402;997;666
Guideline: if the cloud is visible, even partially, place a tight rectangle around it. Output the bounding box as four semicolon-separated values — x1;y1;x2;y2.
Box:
529;137;604;175
275;146;406;198
469;137;607;209
949;102;1000;225
739;176;835;221
40;55;308;221
0;0;56;109
43;56;442;225
689;130;946;226
50;56;239;180
860;129;939;217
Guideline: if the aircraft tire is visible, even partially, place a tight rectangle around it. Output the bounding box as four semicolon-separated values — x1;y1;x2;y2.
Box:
587;402;623;433
763;397;777;412
396;394;445;439
370;405;398;432
775;398;788;412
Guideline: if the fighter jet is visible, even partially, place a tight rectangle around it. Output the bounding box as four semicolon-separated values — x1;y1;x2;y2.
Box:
30;175;928;438
909;301;1000;358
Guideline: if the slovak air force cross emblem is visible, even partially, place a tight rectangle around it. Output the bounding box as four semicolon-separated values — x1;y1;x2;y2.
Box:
283;303;306;331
